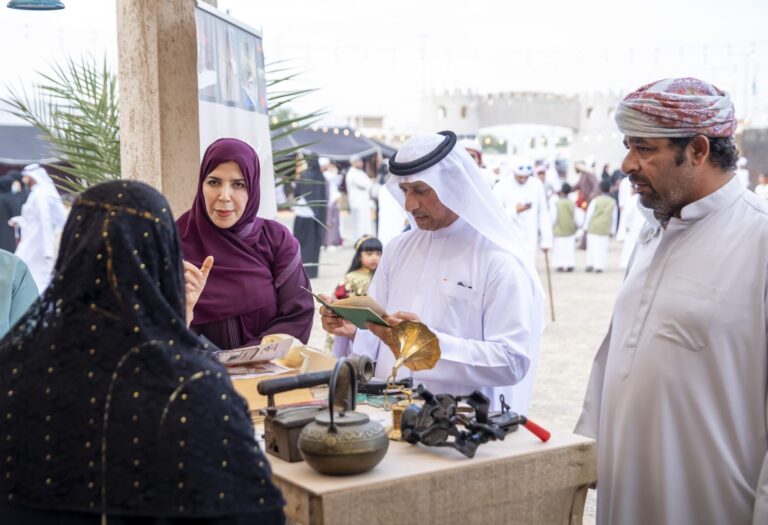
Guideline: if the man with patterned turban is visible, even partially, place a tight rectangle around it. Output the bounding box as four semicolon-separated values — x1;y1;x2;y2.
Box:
576;78;768;524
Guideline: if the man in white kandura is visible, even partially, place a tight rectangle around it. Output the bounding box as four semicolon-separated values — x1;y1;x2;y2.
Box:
575;77;768;525
322;132;544;413
345;154;373;240
493;157;552;264
10;164;67;293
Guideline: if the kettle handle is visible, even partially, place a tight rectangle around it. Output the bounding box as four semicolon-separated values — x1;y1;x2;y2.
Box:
327;358;356;433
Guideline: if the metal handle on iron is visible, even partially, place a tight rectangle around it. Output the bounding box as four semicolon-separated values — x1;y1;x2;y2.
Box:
327;358;357;434
257;370;333;396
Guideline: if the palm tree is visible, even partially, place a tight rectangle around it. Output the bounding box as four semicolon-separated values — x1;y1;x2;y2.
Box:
2;56;120;195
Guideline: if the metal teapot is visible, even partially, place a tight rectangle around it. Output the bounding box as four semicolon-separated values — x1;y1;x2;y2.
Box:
298;358;389;475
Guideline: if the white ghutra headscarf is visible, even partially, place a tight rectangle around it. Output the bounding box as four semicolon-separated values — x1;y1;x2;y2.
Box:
386;132;544;302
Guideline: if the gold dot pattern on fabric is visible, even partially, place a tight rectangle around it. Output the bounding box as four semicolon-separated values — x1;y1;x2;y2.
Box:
96;254;103;260
133;480;140;488
223;415;229;423
133;459;140;467
47;367;54;374
180;416;187;424
221;394;227;401
221;460;228;468
132;415;139;423
179;440;185;448
219;492;225;500
87;371;94;379
180;393;187;401
6;391;12;398
132;437;139;445
178;462;184;470
45;478;52;485
133;392;140;399
89;348;96;355
85;441;91;449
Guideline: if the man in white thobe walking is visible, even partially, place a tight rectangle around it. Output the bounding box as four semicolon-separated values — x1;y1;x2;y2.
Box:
10;164;67;293
324;132;544;414
576;77;768;525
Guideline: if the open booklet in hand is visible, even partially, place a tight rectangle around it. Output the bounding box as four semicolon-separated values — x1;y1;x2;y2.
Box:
302;287;389;330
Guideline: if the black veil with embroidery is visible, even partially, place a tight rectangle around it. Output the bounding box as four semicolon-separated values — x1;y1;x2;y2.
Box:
0;181;284;520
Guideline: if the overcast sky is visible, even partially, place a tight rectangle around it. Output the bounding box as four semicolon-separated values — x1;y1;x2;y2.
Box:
1;0;767;128
217;0;768;127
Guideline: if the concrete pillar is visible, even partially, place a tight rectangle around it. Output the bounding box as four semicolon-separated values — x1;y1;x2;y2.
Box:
116;0;200;217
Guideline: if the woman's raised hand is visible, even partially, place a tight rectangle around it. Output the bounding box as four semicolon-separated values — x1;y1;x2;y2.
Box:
183;256;214;326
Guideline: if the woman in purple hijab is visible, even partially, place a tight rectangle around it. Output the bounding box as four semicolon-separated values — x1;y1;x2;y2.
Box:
177;138;314;349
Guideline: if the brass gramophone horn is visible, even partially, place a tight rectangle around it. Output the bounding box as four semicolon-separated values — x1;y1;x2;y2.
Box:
390;320;441;374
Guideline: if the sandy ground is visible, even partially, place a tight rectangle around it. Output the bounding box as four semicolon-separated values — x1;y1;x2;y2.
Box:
289;213;625;524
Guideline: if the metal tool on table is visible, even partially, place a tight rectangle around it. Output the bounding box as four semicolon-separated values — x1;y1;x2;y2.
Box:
257;354;373;462
400;385;551;458
298;358;389;475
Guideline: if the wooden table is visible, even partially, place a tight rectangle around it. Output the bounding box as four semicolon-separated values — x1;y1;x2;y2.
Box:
232;376;596;525
269;420;595;525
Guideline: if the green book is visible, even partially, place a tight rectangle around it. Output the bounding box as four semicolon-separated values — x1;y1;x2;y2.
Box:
302;287;389;330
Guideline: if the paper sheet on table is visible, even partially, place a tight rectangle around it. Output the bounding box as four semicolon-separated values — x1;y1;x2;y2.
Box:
226;361;293;379
215;338;293;367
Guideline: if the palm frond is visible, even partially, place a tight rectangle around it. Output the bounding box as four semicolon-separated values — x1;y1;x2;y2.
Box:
1;55;120;195
266;61;326;193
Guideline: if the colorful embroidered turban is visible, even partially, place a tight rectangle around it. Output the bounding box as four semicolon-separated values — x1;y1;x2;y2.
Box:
615;77;736;138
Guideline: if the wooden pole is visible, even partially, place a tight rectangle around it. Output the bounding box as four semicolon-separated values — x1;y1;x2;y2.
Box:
543;250;555;322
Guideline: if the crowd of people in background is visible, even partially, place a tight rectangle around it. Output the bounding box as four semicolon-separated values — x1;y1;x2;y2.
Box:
285;142;768;278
